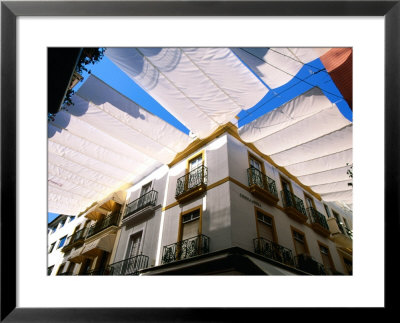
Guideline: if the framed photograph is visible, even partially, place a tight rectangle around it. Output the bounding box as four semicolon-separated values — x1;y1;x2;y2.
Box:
1;0;398;321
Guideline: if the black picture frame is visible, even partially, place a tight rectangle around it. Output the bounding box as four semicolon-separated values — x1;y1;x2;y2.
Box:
1;1;398;321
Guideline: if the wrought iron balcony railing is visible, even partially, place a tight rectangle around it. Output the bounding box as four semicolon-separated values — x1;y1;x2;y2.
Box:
161;234;210;264
63;227;88;249
345;227;353;239
306;207;330;231
295;254;326;275
108;254;149;275
124;190;158;219
247;167;278;198
335;218;353;239
281;189;307;216
81;268;109;275
175;165;208;198
86;211;120;239
253;237;295;267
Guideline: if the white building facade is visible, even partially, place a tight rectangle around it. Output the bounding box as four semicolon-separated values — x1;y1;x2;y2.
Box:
47;214;86;275
106;123;353;276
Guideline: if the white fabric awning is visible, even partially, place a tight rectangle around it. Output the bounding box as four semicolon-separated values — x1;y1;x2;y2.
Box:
48;75;193;215
48;48;352;215
246;256;297;275
231;47;331;89
239;87;352;205
81;233;117;257
106;48;268;138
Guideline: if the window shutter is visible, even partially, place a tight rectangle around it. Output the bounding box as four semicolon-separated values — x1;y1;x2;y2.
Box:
258;221;274;242
182;219;199;240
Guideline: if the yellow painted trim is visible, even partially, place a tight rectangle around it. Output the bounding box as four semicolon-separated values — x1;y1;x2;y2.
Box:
303;193;316;210
336;247;353;274
167;122;322;201
161;176;334;239
248;151;266;175
228;176;250;192
162;176;234;211
178;205;203;243
162;201;179;212
254;206;278;244
280;175;294;196
290;225;310;256
207;176;230;190
168;124;231;168
317;240;336;271
186;150;205;173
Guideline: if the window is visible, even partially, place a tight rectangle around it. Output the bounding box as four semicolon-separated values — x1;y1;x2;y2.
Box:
248;153;266;188
304;194;314;209
256;210;275;242
342;217;350;229
140;182;152;196
188;154;203;172
48;242;56;253
323;204;331;218
187;154;204;190
180;208;201;241
69;216;75;222
318;242;335;273
126;232;142;259
332;211;345;234
291;227;309;256
58;235;67;249
47;266;54;276
138;182;152;208
249;153;263;172
59;220;65;228
281;177;292;193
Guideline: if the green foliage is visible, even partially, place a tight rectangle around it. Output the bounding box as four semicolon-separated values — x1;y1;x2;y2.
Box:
64;48;105;106
75;48;105;74
48;48;105;122
63;48;105;108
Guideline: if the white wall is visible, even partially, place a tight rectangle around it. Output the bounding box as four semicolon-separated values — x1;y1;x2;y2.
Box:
47;215;86;275
112;165;169;267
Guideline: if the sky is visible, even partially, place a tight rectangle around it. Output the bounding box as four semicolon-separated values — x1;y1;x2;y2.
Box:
47;48;352;223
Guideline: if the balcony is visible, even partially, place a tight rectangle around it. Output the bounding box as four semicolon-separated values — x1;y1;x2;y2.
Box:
86;211;120;239
327;218;353;250
175;165;208;204
247;167;279;206
281;189;308;223
62;227;88;252
108;254;149;275
161;234;210;264
81;268;109;275
306;207;331;237
123;190;158;222
295;254;326;275
253;237;295;267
